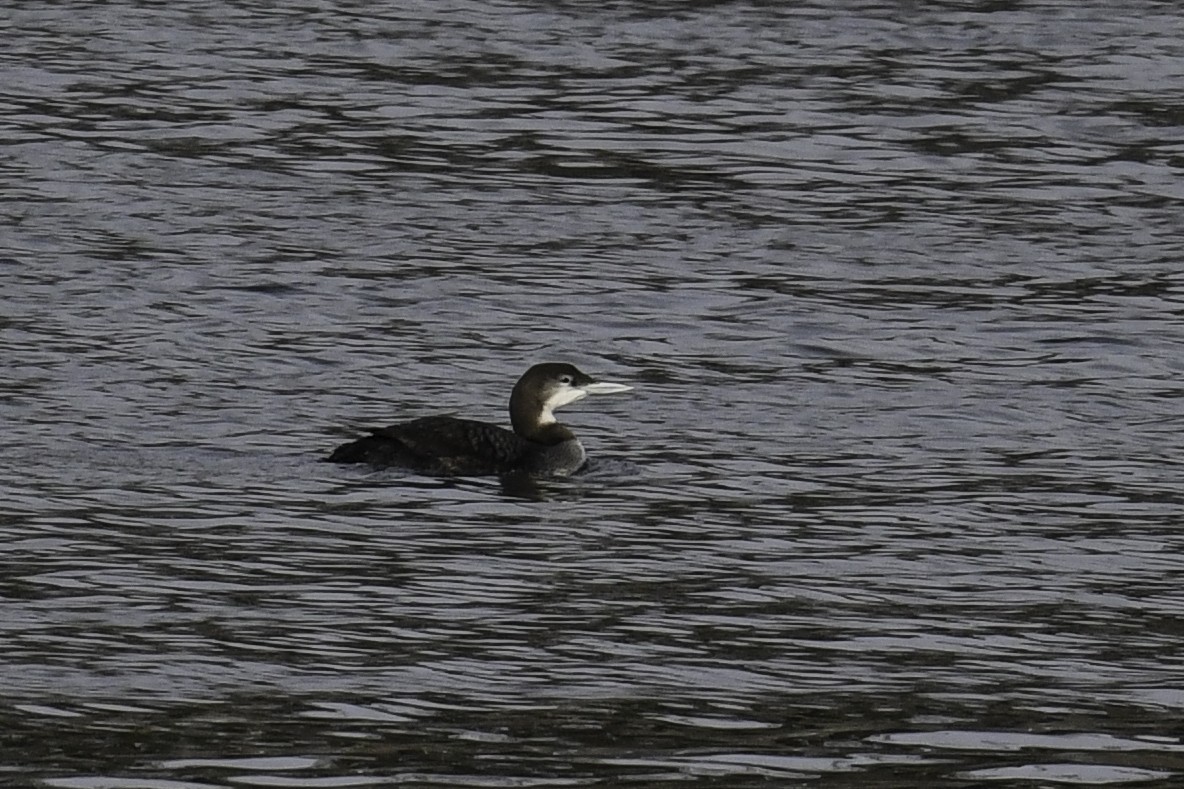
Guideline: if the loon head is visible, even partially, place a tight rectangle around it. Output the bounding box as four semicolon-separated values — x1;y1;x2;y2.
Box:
510;363;632;440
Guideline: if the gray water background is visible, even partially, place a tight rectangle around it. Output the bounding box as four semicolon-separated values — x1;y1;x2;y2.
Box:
3;1;1184;786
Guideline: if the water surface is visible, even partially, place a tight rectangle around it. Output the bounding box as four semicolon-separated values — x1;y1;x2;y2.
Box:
3;1;1184;786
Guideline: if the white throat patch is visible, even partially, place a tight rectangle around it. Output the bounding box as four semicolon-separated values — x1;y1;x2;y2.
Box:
539;387;588;423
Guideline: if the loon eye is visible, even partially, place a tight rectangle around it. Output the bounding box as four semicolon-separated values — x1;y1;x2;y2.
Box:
559;374;573;385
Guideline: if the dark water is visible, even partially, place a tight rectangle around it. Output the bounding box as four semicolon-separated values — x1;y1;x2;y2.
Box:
4;1;1184;786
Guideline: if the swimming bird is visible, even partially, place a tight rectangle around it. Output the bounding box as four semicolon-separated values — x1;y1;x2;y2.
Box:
325;362;632;477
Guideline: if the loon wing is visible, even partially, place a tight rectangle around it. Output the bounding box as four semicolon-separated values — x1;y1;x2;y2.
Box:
378;416;532;474
328;416;533;475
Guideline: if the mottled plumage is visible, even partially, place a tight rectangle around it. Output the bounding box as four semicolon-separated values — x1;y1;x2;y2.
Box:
327;416;540;475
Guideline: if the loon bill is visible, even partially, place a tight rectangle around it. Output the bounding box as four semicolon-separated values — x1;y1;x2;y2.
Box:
325;362;633;477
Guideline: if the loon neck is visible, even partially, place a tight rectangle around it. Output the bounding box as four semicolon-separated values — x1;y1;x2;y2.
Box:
513;415;575;445
510;387;575;444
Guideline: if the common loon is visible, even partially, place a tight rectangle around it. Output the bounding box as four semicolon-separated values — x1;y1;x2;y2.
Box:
326;363;632;477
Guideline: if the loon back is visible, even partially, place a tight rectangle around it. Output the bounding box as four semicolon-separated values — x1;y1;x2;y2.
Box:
326;416;539;476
